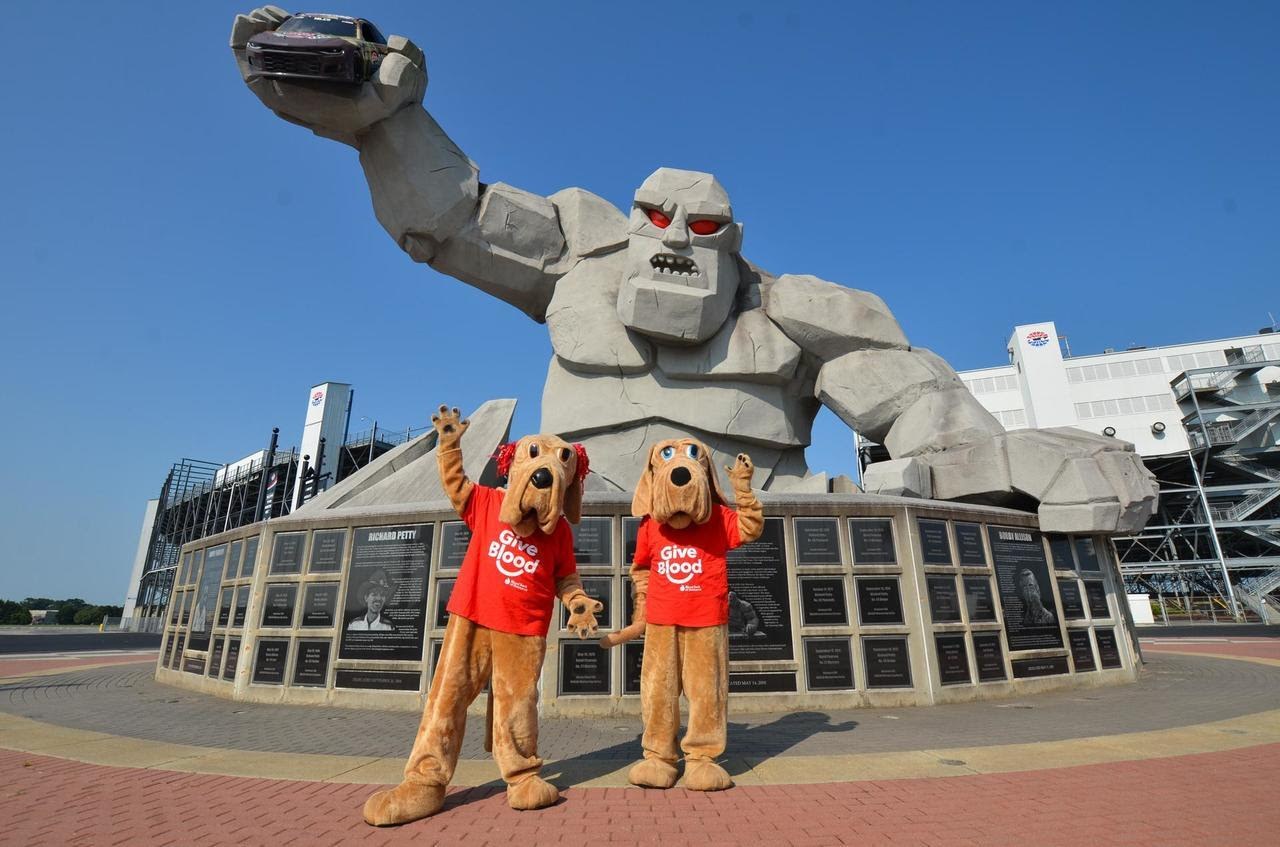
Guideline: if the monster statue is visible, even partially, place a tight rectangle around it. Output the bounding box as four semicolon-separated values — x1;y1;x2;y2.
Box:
230;7;1157;533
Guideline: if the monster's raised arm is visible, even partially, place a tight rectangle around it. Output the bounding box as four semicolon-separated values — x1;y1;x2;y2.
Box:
230;7;618;321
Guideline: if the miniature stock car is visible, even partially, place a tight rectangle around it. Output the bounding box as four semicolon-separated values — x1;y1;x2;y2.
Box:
245;13;390;84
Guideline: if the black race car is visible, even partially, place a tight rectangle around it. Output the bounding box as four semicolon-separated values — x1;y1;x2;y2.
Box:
245;12;390;84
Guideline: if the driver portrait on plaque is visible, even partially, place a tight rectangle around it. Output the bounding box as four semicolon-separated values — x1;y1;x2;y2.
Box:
347;569;396;631
1017;568;1056;626
727;590;766;638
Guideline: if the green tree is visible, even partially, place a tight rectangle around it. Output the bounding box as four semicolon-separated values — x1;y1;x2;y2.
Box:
57;600;89;624
73;606;106;625
0;600;32;625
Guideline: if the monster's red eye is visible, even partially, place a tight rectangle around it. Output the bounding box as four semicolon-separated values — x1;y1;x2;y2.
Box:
646;209;670;229
689;219;721;235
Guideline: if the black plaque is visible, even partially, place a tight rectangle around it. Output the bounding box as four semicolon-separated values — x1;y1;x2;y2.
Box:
728;518;793;661
863;637;912;688
1084;581;1110;618
1058;580;1086;620
178;552;191;586
335;669;421;691
1095;628;1122;668
293;640;331;686
850;518;896;564
179;591;191;626
794;517;842;565
241;536;259;578
804;638;855;690
560;643;611;695
189;544;226;651
183;654;206;675
1068;629;1096;672
918;519;952;565
729;672;798;693
301;583;340;628
261;583;298;628
232;586;248;627
623;641;644;695
988;527;1063;651
800;577;849;626
428;641;443;681
252;639;288;684
439;521;472;570
926;575;962;623
269;532;305;575
170;633;185;669
955;523;987;566
562;576;612;629
308;529;346;574
934;634;971;685
215;587;232;627
163;631;176;667
622;577;638;627
972;633;1007;681
1075;537;1101;572
434;579;455;628
623;517;642;565
226;540;243;580
1047;534;1075;570
1011;655;1069;678
222;637;240;680
571;517;612;566
856;578;904;626
963;577;997;622
339;524;433;661
188;550;203;587
208;636;225;678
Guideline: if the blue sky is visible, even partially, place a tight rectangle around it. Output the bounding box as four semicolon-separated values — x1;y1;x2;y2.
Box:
1;1;1276;604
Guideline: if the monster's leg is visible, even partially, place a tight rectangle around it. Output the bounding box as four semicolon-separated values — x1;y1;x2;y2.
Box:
629;623;680;789
678;624;732;791
489;630;558;810
363;616;491;825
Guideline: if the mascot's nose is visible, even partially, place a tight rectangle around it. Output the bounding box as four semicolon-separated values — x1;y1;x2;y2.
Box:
670;466;692;487
531;467;553;489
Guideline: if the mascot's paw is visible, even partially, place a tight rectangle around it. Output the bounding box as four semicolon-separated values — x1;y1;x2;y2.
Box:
628;758;678;789
682;759;733;792
506;775;559;811
362;781;446;826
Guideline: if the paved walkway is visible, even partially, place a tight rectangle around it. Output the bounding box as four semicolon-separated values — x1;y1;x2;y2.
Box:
1;637;1277;845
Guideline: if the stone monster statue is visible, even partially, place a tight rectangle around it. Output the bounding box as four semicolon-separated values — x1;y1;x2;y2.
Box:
230;8;1158;534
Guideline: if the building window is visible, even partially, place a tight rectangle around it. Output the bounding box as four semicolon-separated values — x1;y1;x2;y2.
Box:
964;374;1019;395
1166;350;1227;373
1065;357;1162;384
1074;393;1174;420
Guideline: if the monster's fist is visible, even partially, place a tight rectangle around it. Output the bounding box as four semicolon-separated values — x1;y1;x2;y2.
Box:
229;6;426;146
917;427;1158;534
431;405;469;450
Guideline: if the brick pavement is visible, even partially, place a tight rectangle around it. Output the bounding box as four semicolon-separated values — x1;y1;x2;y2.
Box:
0;651;158;679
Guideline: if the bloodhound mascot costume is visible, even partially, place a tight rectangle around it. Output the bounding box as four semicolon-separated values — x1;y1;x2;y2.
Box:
600;438;763;791
363;406;602;825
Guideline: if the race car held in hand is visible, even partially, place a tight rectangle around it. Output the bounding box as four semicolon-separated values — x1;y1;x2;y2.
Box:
245;12;389;84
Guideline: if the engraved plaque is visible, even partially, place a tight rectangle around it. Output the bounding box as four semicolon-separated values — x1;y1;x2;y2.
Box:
308;529;346;574
972;632;1007;682
989;526;1063;651
935;634;971;685
918;519;952;565
1075;537;1101;572
1085;581;1110;618
222;637;240;680
954;522;987;566
1058;580;1086;620
241;536;259;578
1095;628;1122;668
1047;534;1075;570
434;579;455;628
560;642;611;695
926;575;962;623
269;532;305;575
963;577;996;622
623;641;644;695
252;639;288;684
794;517;841;565
335;669;421;691
301;583;340;628
849;518;896;564
800;577;849;626
439;521;471;570
1011;655;1069;678
571;517;612;566
804;637;855;690
208;636;225;678
729;672;797;693
1068;629;1096;672
261;583;298;628
862;636;912;688
292;640;331;687
856;578;904;626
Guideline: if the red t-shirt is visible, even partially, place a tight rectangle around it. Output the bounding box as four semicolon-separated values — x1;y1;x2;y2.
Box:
446;485;578;637
633;504;742;628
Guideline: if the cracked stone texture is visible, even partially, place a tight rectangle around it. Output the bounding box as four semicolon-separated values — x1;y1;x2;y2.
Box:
766;274;909;359
548;188;629;266
546;250;654;374
862;458;933;499
815;348;965;443
657;308;801;383
884;388;1005;457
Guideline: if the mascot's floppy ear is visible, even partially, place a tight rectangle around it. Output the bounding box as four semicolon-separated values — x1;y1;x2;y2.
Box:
699;440;730;507
564;443;589;524
631;443;660;518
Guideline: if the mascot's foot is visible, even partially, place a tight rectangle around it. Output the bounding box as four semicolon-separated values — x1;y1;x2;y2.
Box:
507;775;559;811
627;758;679;789
681;759;733;792
362;780;446;826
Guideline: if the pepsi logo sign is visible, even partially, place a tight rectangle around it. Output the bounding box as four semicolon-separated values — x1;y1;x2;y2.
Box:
311;391;325;406
1026;331;1051;348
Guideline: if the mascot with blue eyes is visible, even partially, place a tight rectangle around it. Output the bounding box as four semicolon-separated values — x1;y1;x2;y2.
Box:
599;438;762;792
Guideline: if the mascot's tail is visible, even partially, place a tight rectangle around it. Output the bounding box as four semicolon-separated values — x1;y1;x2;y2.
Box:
598;621;645;648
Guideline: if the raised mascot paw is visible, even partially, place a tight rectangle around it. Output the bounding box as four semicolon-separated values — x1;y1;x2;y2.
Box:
727;453;754;490
566;597;604;639
431;404;469;450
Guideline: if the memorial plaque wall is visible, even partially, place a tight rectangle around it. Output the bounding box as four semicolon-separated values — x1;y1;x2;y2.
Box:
856;578;904;626
233;586;248;627
163;632;176;667
1068;630;1096;671
804;638;855;690
439;522;471;570
729;672;798;693
241;537;259;578
293;640;331;686
434;579;455;628
269;533;305;575
226;540;243;580
1085;581;1110;618
1074;537;1101;571
988;527;1063;650
623;641;644;695
1047;535;1075;570
863;637;912;688
560;643;610;695
955;523;987;566
339;524;432;661
850;519;896;563
727;518;793;661
926;576;962;623
189;544;227;651
571;517;612;566
563;577;612;629
934;634;971;685
1011;655;1069;679
222;638;240;680
794;518;841;565
308;529;346;573
183;654;206;675
252;639;288;684
170;633;185;669
216;588;232;627
1095;629;1122;668
1058;580;1086;620
800;577;849;626
918;520;952;565
301;583;339;628
972;633;1007;681
335;669;421;691
963;577;996;622
261;584;298;628
208;636;225;678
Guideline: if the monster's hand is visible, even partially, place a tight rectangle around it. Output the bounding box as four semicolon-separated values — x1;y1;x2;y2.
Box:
431;405;469;451
919;427;1158;534
229;6;426;146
